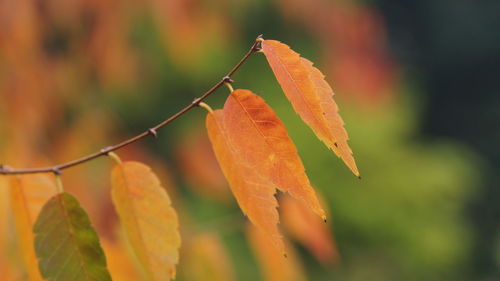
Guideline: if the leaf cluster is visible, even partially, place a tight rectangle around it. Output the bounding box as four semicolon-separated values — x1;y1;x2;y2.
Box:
1;39;357;281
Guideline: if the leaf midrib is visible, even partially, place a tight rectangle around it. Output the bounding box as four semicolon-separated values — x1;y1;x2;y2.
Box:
57;194;92;281
230;92;302;191
264;42;335;143
115;164;155;280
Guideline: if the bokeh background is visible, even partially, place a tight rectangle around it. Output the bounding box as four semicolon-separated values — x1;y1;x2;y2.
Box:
0;0;499;280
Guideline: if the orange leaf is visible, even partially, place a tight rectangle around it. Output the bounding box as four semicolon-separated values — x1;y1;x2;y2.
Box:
261;40;359;177
206;110;284;253
246;224;308;281
281;195;339;265
222;89;325;219
111;161;181;281
9;174;58;281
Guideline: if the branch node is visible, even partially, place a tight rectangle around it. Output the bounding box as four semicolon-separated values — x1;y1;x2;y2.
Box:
253;35;264;52
192;97;202;106
0;164;8;174
100;146;112;155
222;76;234;84
52;167;62;175
148;128;158;138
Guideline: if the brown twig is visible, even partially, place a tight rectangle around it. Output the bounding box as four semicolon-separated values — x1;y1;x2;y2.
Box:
0;36;263;175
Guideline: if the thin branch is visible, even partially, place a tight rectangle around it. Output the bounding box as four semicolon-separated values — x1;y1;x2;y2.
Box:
0;36;263;175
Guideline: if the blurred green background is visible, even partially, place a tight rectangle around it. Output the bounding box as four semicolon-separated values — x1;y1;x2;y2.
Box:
1;0;499;280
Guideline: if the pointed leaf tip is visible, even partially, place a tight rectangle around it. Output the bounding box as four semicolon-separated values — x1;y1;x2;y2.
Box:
222;89;326;219
261;39;359;176
206;110;284;252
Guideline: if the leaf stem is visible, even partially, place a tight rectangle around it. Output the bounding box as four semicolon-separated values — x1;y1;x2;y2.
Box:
224;82;234;93
55;174;64;194
198;102;214;113
108;152;122;164
0;36;263;176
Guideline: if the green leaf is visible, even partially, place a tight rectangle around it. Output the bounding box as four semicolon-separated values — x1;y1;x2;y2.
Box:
33;192;112;281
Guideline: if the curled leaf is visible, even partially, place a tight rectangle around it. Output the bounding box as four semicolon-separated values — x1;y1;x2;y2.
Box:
33;193;112;281
206;110;284;252
222;89;325;219
111;161;180;281
261;39;359;177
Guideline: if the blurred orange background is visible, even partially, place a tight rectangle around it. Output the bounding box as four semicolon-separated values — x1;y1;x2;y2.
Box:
1;0;498;280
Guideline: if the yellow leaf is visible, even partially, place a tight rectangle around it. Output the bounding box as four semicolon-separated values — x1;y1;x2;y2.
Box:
9;174;58;281
262;40;359;177
206;110;284;253
222;89;325;219
111;161;181;281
